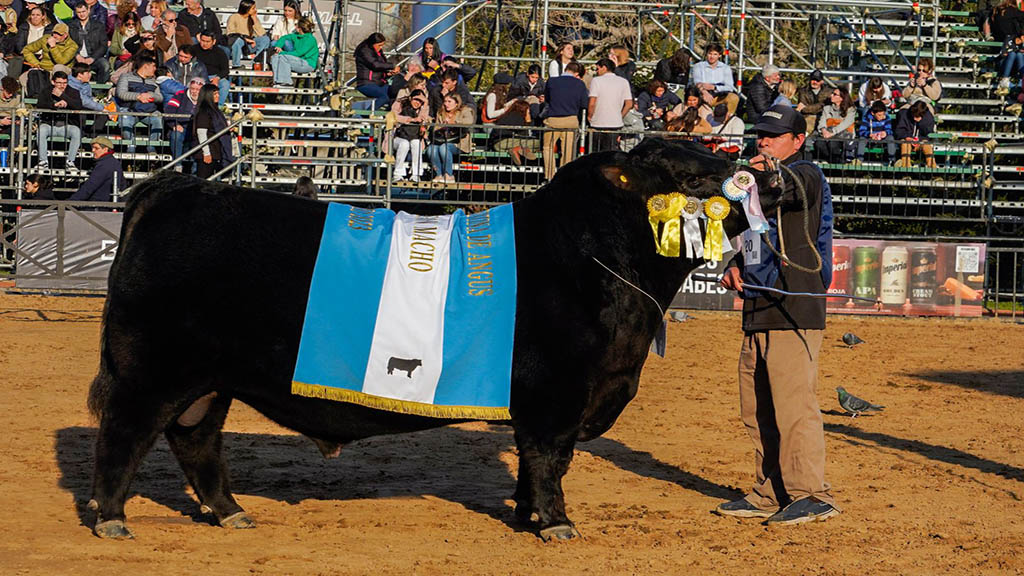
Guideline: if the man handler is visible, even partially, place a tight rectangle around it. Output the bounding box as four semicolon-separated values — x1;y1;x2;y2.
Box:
716;104;838;525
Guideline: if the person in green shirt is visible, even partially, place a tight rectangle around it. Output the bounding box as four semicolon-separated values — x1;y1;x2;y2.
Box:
270;16;318;87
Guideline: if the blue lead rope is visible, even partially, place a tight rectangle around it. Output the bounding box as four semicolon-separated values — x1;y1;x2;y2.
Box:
689;273;882;305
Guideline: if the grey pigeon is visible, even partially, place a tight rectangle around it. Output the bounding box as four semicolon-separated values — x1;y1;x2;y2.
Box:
841;332;866;347
836;386;885;417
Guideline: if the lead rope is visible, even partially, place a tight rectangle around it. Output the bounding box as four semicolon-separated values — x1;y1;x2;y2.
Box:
591;256;665;319
759;156;823;275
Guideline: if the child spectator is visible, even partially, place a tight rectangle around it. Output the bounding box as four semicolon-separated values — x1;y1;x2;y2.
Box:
894;100;937;168
855;100;895;165
154;65;185;103
426;92;473;183
391;89;429;181
635;78;681;130
227;0;269;68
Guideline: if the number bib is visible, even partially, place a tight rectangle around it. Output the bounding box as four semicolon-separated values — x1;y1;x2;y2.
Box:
743;229;761;266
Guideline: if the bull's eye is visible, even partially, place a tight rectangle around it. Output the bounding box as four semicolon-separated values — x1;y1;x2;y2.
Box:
689;177;703;189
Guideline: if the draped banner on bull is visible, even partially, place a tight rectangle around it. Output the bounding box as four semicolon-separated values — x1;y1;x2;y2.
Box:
291;203;516;420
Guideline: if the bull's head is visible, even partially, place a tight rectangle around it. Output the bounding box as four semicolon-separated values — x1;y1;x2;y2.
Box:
599;138;783;244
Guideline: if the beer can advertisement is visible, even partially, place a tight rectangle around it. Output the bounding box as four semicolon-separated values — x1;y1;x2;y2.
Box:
672;239;986;317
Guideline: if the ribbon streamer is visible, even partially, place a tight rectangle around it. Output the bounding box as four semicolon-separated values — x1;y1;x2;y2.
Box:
703;196;730;263
646;193;686;257
741;184;771;233
682;196;703;259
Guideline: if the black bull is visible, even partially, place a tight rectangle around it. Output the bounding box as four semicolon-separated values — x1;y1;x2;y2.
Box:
86;138;782;541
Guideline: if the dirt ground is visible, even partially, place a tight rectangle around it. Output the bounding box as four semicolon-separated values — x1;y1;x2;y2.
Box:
0;291;1022;575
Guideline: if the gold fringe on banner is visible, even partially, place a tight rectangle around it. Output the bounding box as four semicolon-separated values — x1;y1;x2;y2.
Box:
291;381;512;421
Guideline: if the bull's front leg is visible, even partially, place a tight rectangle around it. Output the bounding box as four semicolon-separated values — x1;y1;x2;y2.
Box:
513;429;582;541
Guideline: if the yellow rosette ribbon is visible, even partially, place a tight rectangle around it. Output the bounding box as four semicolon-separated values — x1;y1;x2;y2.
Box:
703;196;731;262
646;192;686;257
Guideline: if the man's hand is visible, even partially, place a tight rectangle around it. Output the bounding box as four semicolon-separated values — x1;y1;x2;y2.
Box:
720;266;743;292
203;154;213;164
138;92;154;103
54;100;67;108
796;102;805;112
821;129;833;139
1;117;12;126
175;124;184;132
47;36;57;48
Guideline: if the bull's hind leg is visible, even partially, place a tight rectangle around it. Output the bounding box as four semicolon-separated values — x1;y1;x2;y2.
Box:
164;393;254;529
513;430;581;541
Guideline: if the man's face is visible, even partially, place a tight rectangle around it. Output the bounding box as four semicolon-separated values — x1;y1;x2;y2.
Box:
188;82;202;98
757;131;804;159
138;62;155;78
78;69;93;82
52;77;68;92
810;79;823;90
706;50;720;65
199;35;215;50
178;51;193;64
75;5;89;21
766;73;781;85
441;78;456;92
185;0;200;12
51;30;67;43
596;64;608;76
91;143;107;156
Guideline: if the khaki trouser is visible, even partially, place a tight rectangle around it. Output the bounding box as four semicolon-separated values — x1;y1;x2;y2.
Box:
738;329;834;509
542;115;578;180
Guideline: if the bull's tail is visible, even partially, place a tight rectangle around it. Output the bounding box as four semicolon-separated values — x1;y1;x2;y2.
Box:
87;323;116;419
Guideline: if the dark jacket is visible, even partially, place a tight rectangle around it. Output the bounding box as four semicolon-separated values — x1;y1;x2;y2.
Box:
69;151;125;203
743;73;778;121
796;84;831;116
155;23;193;55
428;82;475;120
37;86;84;127
543;74;589;118
195;44;229;79
613;60;636;84
15;20;54;53
164;89;198;127
166;56;209;84
354;38;392;87
178;7;222;41
511;72;545;98
893;107;935;140
68;16;107;60
728;156;831;332
653;57;688;85
189;106;234;162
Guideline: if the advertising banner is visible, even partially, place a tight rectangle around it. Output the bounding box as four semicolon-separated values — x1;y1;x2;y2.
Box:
15;209;122;291
672;239;987;318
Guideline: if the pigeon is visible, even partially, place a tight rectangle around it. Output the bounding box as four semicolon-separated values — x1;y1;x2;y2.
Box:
841;332;866;347
836;386;885;417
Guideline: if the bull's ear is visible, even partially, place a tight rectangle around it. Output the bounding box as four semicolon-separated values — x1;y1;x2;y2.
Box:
600;165;636;191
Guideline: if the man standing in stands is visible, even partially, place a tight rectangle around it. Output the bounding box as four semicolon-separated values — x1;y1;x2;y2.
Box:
69;137;125;203
744;63;781;122
69;2;109;83
178;0;222;43
586;58;632;153
716;104;839;526
796;70;830;135
195;29;230;106
165;77;205;169
542;61;588;180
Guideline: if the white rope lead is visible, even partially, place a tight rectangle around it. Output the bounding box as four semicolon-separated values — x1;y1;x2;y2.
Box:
592;256;666;318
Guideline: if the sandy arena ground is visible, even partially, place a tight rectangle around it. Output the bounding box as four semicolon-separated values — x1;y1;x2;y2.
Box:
0;291;1022;575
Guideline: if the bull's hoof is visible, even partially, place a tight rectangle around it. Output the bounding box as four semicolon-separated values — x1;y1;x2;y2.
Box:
219;511;256;530
539;524;581;542
93;519;135;540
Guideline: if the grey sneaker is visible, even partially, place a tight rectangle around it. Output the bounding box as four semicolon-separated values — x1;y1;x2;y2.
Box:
713;498;776;519
764;498;839;526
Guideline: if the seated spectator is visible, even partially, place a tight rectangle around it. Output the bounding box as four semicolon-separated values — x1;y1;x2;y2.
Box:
654;48;691;86
702;102;744;160
141;0;167;32
0;0;17;41
68;62;106;137
271;16;318;87
901;57;942;113
548;42;575;79
0;77;22;131
154;9;191;63
110;12;140;65
512;64;545;122
126;30;164;66
635;79;681;130
690;43;739;116
68;2;109;83
429;67;475;120
665;87;712;134
115;52;163;153
178;0;222;43
857;76;891;109
744;63;781;121
353;31;398;108
492;99;538;165
991;0;1024;93
409;37;443;79
227;0;270;68
542;60;588;179
108;0;137;40
796;69;830;135
894;100;937;168
608;45;636;85
21;21;77;84
426;92;473;183
855;100;895;165
479;71;514;123
293;175;318;200
189;84;233;178
388;61;423;101
773;79;797;108
9;6;52;78
78;0;109;35
270;0;299;42
437;54;476;86
166;44;208;85
69;137;125;203
165;77;205;164
195;29;229;105
391;88;429;181
815;85;856;162
154;65;185;102
36;70;83;170
587;58;633;152
25;173;55;200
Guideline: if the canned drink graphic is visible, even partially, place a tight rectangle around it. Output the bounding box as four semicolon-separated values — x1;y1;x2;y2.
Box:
910;247;938;306
880;245;909;306
852;246;881;304
0;148;8;168
828;245;852;303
